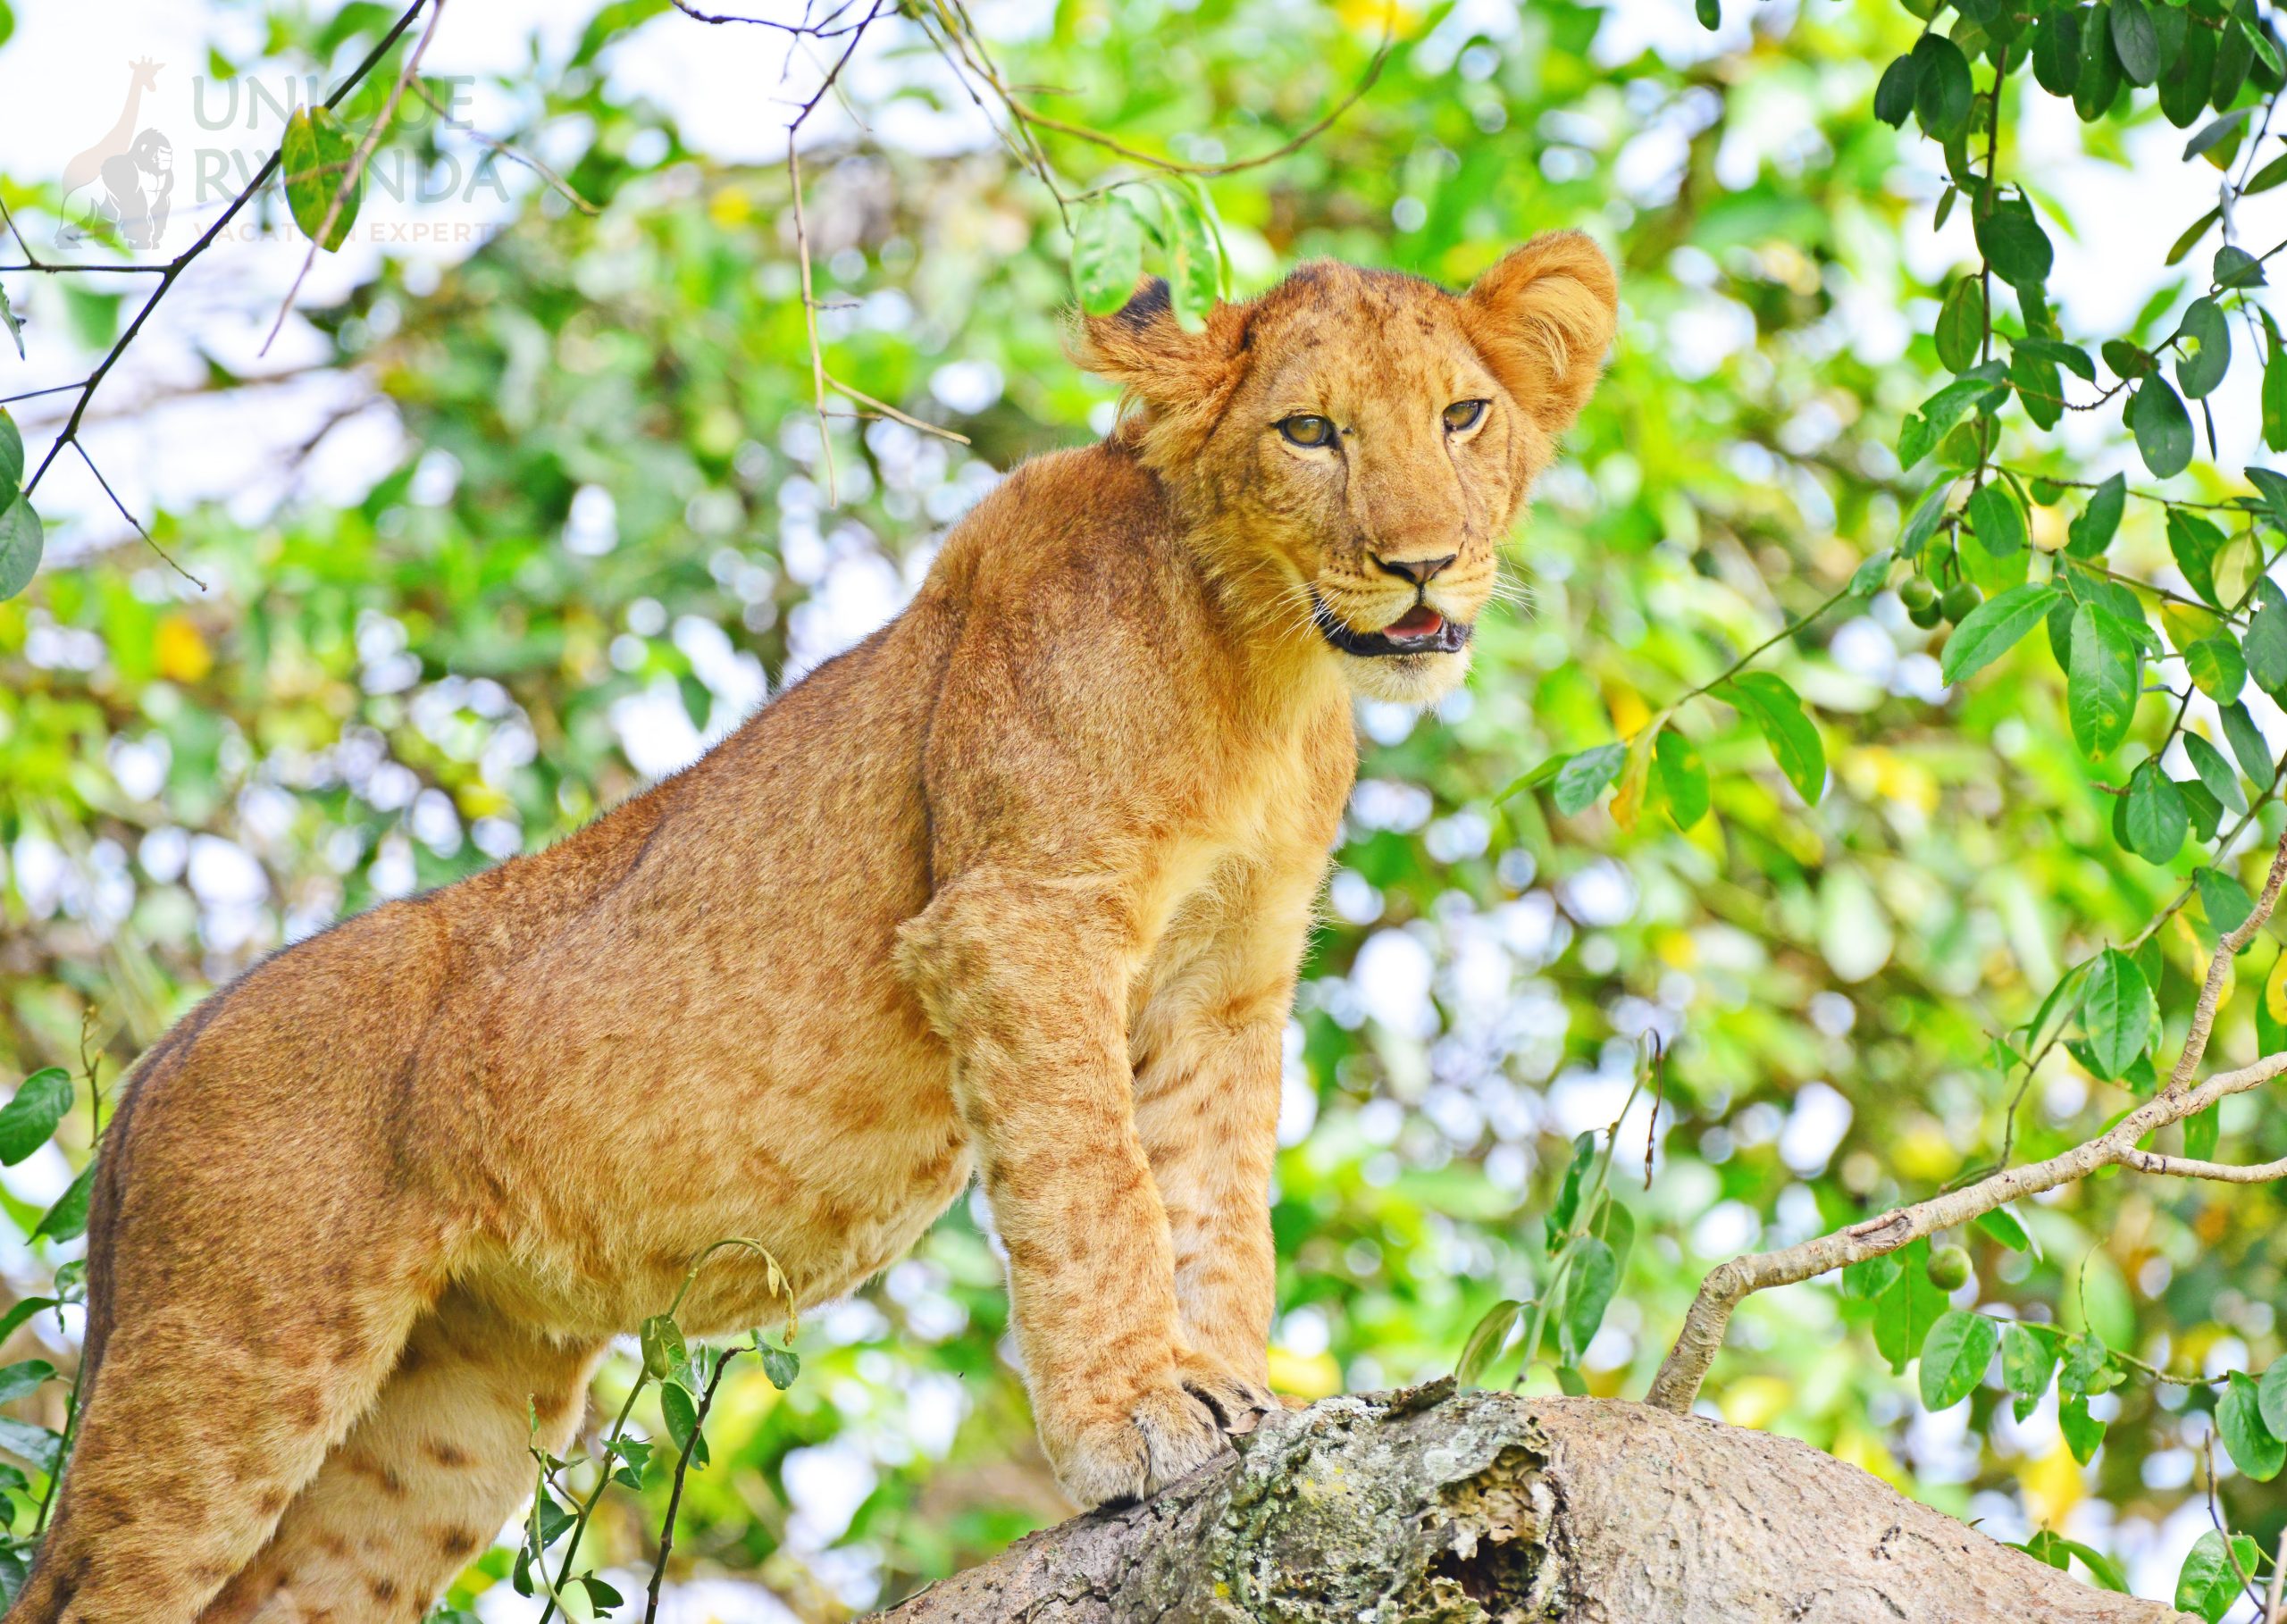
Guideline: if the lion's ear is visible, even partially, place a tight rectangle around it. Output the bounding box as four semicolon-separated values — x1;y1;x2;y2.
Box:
1069;279;1251;454
1460;232;1619;435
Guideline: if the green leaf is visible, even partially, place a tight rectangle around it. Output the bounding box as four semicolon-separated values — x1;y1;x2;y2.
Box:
1550;1131;1596;1231
2198;865;2256;935
1913;35;1975;138
1975;194;2055;292
2003;1321;2059;1404
0;1419;58;1478
1872;1240;1952;1373
1940;582;2060;684
2185;1102;2218;1160
1071;195;1147;317
659;1380;708;1464
2017;336;2098;383
0;1361;54;1409
2129;376;2194;478
2259;1357;2287;1438
0;282;20;360
2012;347;2064;431
2268;324;2287;451
1160;181;1222;332
2166;510;2224;604
2059;1393;2106;1463
2081;948;2154;1078
2184;637;2245;702
2057;1538;2130;1595
1839;1251;1905;1301
1964;481;2025;559
33;1158;96;1243
2249;465;2287;532
2185;109;2254;163
2066;473;2125;557
281;106;363;253
1936;278;1986;373
639;1313;688;1382
2167;206;2224;269
1918;1310;1998;1410
1454;1300;1521;1387
2216;243;2267;289
1497;751;1573;802
2185;735;2249;815
2112;0;2162;83
1724;672;1825;804
0;496;42;602
1560;1235;1619;1358
2174;297;2231;399
1899;477;1956;557
1696;0;1721;29
2078;4;2126;120
758;1341;800;1390
1552;744;1627;816
0;411;20;503
1874;52;1918;125
1848;548;1894;599
2223;699;2273;784
0;1069;71;1167
2124;760;2190;864
2067;602;2140;757
2249;579;2287;696
2032;4;2083;92
1653;728;1709;830
2177;1528;2263;1622
1977;1206;2032;1252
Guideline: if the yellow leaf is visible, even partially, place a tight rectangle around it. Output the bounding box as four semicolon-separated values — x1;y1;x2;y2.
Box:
2266;951;2287;1026
1606;682;1653;740
1609;716;1663;833
155;613;211;682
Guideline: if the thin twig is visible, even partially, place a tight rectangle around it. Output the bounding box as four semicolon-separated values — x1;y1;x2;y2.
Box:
71;443;202;589
641;1349;742;1624
408;79;598;214
825;371;970;444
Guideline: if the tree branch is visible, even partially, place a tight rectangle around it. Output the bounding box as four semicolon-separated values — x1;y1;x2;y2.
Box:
1647;823;2287;1415
879;1385;2191;1622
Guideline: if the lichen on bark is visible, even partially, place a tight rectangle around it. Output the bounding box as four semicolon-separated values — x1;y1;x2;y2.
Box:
880;1384;2193;1624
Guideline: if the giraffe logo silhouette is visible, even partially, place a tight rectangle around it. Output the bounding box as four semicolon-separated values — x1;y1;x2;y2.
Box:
60;58;174;252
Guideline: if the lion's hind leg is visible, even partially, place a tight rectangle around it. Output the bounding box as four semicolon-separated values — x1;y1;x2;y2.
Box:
199;1289;600;1624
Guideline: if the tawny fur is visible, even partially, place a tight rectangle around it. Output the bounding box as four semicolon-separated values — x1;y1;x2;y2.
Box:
9;237;1616;1624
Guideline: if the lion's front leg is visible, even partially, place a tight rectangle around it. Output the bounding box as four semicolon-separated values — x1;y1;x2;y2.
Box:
897;869;1237;1508
1133;1000;1286;1425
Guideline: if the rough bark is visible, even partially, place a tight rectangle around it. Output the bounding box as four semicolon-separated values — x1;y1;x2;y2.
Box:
881;1382;2191;1623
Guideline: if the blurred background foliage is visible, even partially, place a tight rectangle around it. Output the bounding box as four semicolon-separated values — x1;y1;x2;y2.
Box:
2;0;2285;1615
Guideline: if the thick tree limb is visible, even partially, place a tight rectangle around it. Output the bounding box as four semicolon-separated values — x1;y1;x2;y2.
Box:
878;1385;2191;1622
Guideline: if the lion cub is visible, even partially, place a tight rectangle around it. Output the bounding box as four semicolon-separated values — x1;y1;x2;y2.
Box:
13;237;1615;1624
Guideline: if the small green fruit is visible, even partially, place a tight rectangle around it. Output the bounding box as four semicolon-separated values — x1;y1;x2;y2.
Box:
1899;575;1939;612
1941;582;1984;623
1908;596;1947;628
1926;1244;1973;1291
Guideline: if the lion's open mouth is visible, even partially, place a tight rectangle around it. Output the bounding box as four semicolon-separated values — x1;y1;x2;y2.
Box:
1312;596;1472;657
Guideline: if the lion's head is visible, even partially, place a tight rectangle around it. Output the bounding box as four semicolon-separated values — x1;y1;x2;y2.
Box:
1076;232;1618;706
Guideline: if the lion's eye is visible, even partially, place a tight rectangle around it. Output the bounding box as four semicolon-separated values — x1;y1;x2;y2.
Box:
1444;398;1487;432
1278;414;1336;448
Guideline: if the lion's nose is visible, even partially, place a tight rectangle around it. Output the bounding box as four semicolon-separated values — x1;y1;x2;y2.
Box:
1371;552;1458;586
